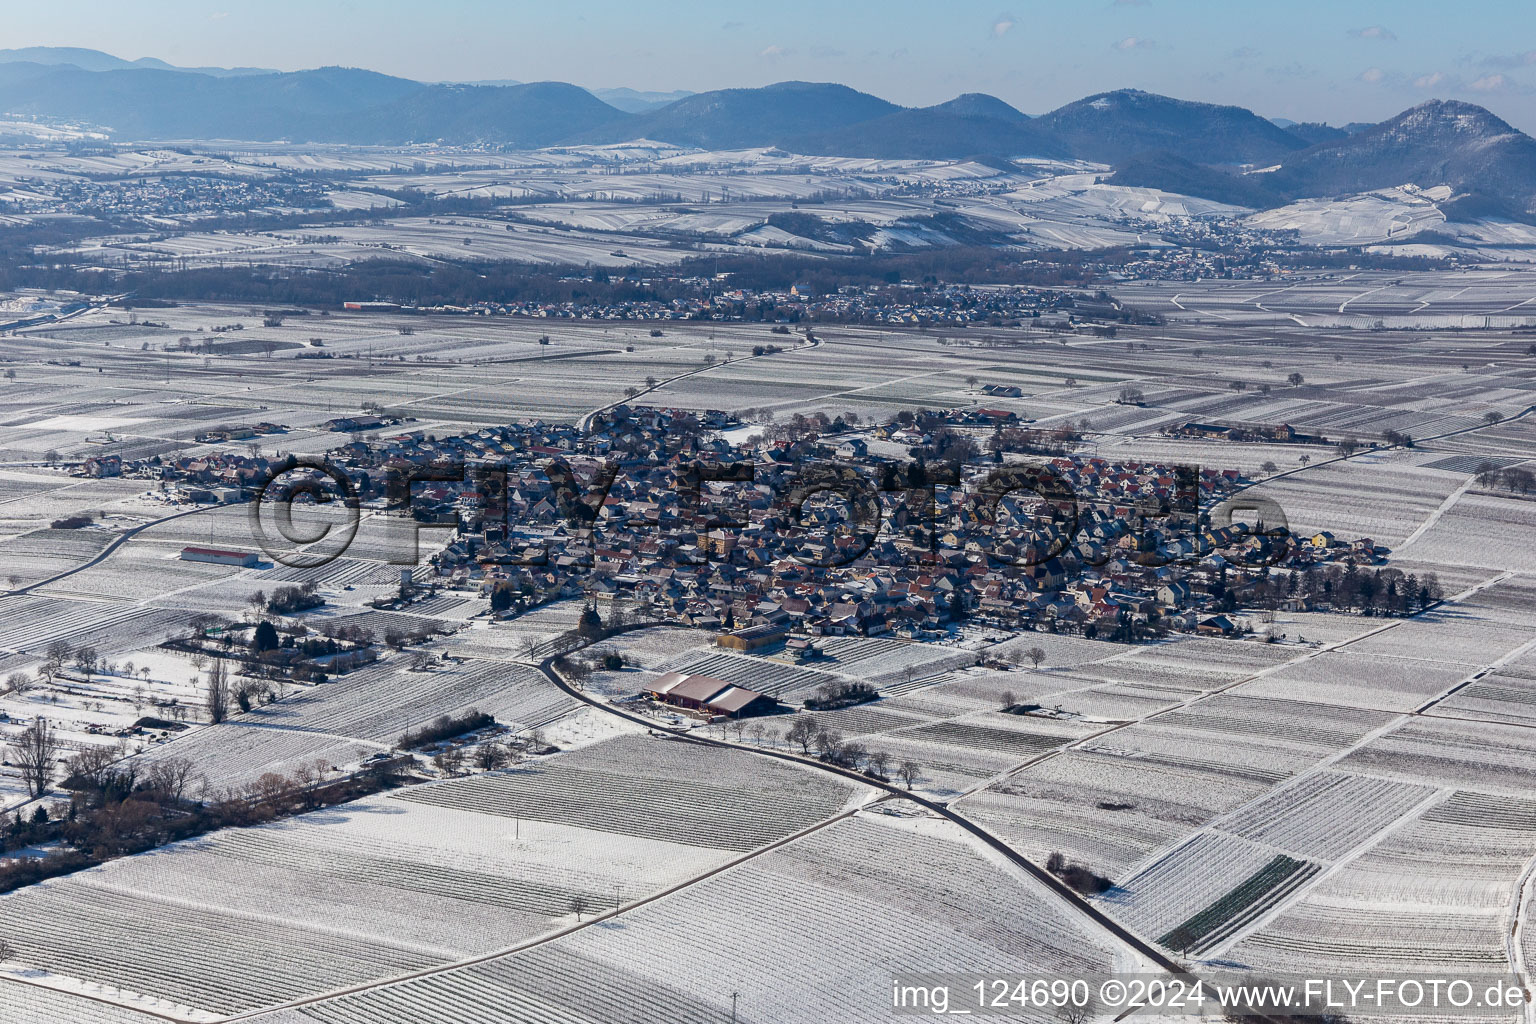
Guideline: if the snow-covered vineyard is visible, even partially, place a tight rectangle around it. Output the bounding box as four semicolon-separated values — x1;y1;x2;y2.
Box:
0;269;1533;1022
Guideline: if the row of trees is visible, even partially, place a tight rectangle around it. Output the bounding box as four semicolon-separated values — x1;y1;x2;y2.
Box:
1475;463;1535;495
1239;565;1443;616
780;717;920;787
0;746;408;893
1;638;153;695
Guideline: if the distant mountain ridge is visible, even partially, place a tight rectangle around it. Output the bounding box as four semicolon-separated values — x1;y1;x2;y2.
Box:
4;49;1536;218
576;81;901;150
0;45;275;77
780;95;1071;161
1265;100;1536;216
1109;99;1536;220
589;88;697;114
1034;89;1308;166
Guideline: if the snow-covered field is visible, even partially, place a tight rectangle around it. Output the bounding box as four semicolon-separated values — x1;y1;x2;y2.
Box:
0;732;871;1017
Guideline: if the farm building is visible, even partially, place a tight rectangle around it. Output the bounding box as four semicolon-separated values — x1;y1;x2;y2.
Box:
645;671;779;718
717;622;789;652
180;546;260;568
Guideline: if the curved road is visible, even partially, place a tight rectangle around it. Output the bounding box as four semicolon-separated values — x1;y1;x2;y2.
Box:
531;646;1187;978
2;500;234;600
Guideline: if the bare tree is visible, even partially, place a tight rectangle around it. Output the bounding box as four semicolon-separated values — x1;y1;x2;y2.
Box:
476;740;515;771
65;742;121;789
44;639;72;679
10;719;60;797
813;727;844;761
434;746;465;775
73;645;99;682
786;716;819;755
145;757;197;804
205;658;231;724
288;760;325;809
250;771;295;812
1059;998;1096;1024
898;760;921;790
1027;646;1047;670
570;894;587;921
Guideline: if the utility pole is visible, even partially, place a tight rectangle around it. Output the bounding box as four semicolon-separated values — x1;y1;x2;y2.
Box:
730;992;739;1024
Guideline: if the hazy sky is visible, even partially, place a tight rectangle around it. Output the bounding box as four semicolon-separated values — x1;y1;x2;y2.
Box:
11;0;1536;130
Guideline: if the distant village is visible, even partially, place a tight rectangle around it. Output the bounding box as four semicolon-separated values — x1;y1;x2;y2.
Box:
341;281;1143;331
82;402;1428;649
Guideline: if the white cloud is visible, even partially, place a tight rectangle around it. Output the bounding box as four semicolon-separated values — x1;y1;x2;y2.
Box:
1412;71;1445;88
1114;36;1155;51
1470;73;1507;91
1349;26;1397;41
991;13;1016;38
1358;66;1385;83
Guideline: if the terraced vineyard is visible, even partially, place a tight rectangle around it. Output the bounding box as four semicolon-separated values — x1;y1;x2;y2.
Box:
0;978;169;1024
0;595;188;656
959;749;1276;877
1157;854;1319;955
282;813;1132;1024
1107;831;1286;942
248;659;576;742
1219;770;1441;860
394;734;860;852
1227;790;1536;972
0;879;447;1015
131;719;382;791
0;735;801;1017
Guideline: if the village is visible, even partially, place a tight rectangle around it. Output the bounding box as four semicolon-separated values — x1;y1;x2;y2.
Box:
82;402;1404;658
334;279;1126;330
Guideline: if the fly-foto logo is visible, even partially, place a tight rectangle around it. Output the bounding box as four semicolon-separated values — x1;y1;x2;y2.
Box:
246;455;1293;573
